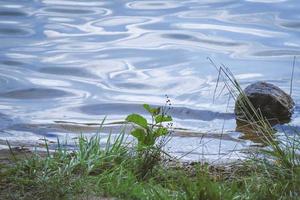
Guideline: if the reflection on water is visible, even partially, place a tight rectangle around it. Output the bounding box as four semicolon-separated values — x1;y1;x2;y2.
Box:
0;88;72;99
0;0;299;162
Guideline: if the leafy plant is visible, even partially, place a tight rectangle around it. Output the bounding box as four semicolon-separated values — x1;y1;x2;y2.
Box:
126;104;172;150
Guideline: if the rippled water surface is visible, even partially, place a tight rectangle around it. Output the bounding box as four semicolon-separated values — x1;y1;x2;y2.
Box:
0;0;299;161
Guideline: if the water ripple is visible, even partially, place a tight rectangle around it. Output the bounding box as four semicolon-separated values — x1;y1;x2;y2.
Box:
252;49;300;57
173;23;285;38
0;26;34;36
0;10;28;17
162;33;245;47
39;66;96;78
126;1;181;10
0;88;72;99
42;7;103;15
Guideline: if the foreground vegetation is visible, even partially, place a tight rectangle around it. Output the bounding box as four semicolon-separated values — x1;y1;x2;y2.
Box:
0;129;299;199
0;68;299;199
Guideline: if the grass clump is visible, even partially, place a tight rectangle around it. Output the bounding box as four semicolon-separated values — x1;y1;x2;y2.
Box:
0;133;127;199
0;134;230;200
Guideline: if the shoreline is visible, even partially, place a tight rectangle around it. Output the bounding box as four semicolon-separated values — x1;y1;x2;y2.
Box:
1;132;298;199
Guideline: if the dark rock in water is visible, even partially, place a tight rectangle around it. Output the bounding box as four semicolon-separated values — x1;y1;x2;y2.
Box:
235;81;295;125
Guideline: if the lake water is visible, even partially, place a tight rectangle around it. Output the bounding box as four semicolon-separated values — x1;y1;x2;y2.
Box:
0;0;299;162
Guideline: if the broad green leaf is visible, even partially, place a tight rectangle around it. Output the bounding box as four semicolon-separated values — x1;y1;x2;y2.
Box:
154;127;168;137
143;104;160;115
143;104;152;113
155;115;172;124
131;128;145;142
126;114;148;129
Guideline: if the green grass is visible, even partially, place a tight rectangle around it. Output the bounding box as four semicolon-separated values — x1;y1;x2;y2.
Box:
0;127;299;200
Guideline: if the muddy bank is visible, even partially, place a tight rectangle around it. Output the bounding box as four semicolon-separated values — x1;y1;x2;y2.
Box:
0;147;47;169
